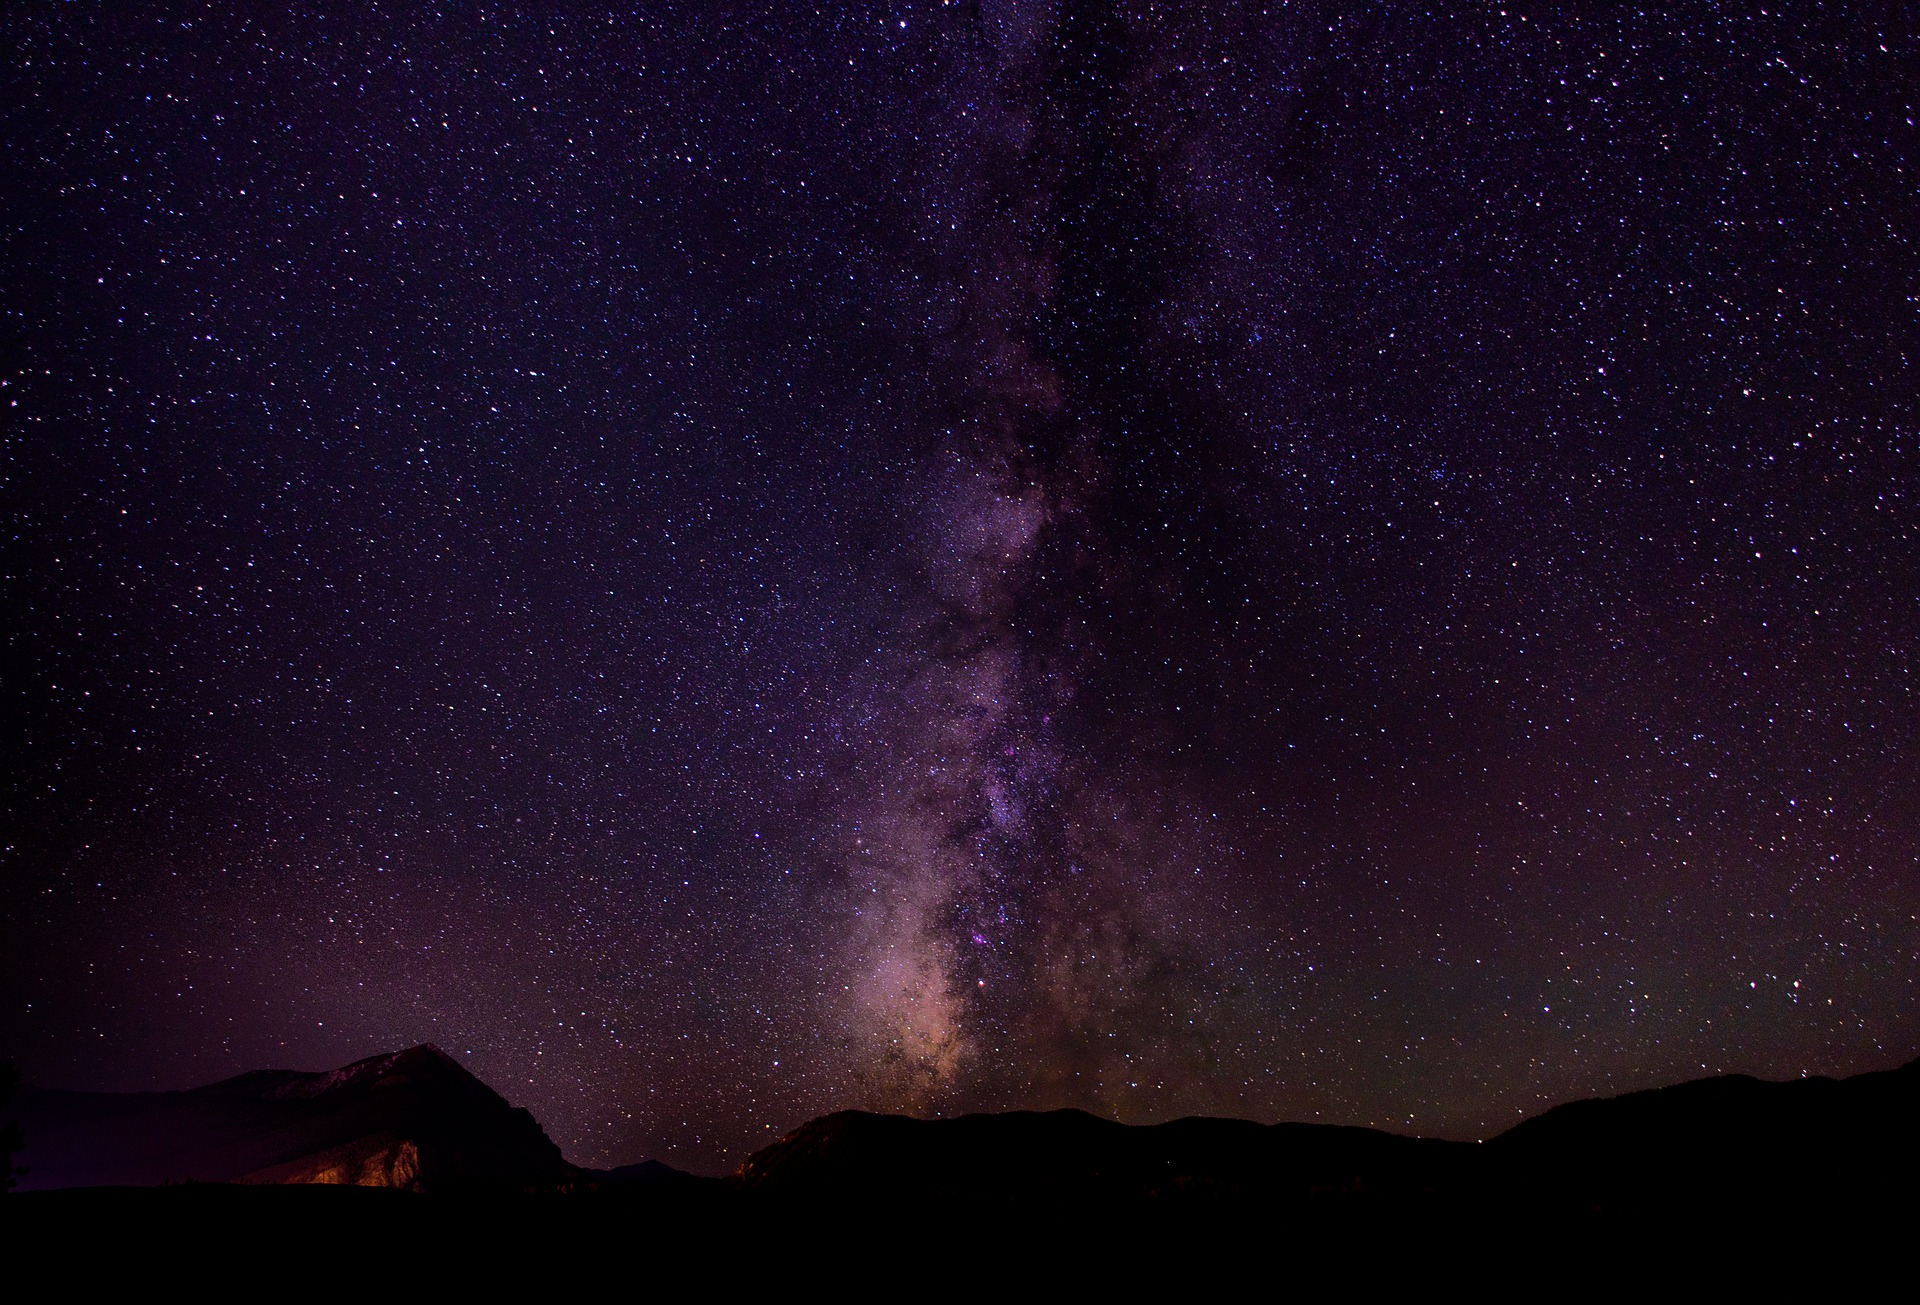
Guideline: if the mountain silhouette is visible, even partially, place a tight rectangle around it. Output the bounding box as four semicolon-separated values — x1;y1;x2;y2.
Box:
10;1047;1919;1223
735;1057;1920;1215
10;1044;573;1192
1484;1055;1920;1213
735;1107;1468;1206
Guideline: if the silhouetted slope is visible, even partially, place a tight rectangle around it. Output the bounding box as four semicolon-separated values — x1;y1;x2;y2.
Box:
736;1107;1470;1205
12;1044;571;1192
1484;1057;1920;1212
736;1058;1920;1213
590;1158;702;1187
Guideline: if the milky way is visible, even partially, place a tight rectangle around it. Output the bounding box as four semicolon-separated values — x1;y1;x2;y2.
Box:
830;3;1325;1108
6;3;1919;1173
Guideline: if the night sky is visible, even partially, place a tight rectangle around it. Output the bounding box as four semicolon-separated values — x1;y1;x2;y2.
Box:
6;3;1918;1175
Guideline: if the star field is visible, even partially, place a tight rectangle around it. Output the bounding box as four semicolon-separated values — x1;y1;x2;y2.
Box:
5;3;1918;1173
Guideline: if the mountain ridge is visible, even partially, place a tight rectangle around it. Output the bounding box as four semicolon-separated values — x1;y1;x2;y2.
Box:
10;1042;576;1193
731;1055;1920;1212
10;1048;1918;1214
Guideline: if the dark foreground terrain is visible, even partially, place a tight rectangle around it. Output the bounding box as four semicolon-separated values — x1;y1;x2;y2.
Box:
5;1168;1905;1288
6;1054;1917;1281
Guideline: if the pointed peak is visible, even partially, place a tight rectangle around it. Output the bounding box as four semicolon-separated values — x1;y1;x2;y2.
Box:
260;1043;488;1102
394;1042;462;1068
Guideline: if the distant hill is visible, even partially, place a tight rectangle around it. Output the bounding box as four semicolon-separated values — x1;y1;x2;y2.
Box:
735;1107;1469;1206
1484;1055;1920;1212
11;1044;575;1192
736;1057;1920;1215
